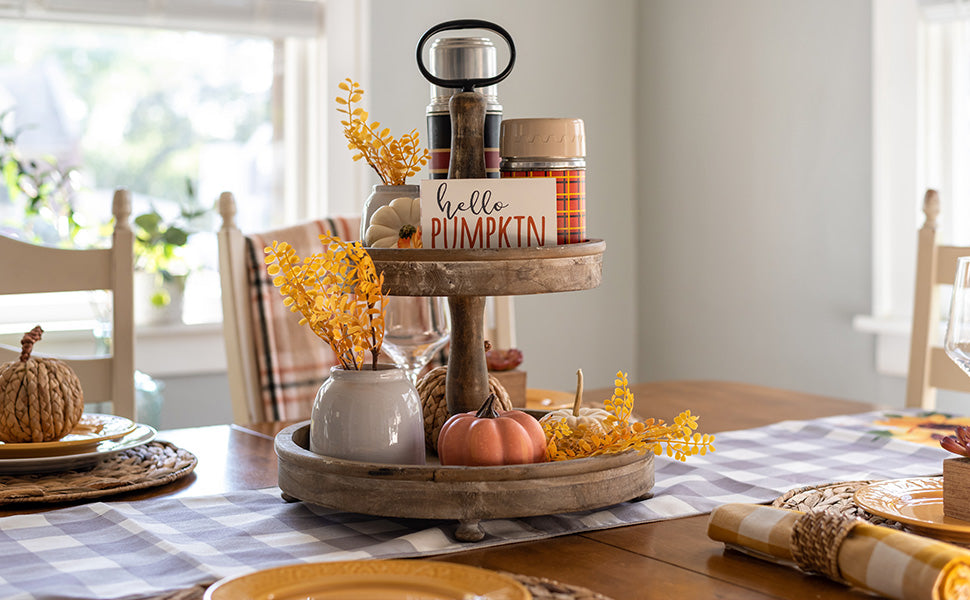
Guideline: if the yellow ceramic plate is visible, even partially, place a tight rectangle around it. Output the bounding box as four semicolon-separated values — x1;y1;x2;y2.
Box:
853;477;970;543
0;424;156;474
204;559;531;600
0;413;138;458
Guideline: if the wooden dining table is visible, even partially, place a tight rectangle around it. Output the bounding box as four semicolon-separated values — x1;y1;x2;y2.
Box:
1;380;887;600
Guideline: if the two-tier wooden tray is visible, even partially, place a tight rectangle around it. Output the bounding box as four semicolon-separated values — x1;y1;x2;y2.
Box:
276;421;654;541
275;241;636;541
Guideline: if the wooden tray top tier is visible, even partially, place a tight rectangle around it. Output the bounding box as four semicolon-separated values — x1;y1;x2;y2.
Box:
368;239;605;297
369;240;605;415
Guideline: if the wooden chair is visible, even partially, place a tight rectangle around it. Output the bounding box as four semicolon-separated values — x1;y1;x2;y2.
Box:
217;191;361;424
0;189;136;419
906;189;970;408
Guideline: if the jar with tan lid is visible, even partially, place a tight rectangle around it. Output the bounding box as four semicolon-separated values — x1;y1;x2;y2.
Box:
500;118;586;244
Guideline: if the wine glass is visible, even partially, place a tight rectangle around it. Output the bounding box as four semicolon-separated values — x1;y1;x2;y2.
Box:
945;257;970;376
382;296;451;384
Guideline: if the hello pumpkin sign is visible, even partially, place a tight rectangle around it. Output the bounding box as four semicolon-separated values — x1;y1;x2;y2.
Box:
420;178;557;250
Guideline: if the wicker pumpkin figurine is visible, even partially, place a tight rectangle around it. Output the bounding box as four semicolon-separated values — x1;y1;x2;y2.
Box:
0;326;84;443
538;369;613;435
417;365;512;453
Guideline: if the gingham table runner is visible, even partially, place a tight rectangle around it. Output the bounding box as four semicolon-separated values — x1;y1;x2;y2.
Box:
0;410;952;600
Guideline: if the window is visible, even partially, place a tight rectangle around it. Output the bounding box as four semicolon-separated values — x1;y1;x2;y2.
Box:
857;0;970;375
0;0;336;376
0;0;324;326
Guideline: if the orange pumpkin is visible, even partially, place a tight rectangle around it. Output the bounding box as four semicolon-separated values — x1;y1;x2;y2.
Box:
437;393;546;466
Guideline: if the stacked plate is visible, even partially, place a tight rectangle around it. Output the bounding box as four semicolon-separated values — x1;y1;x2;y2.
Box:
0;413;156;474
854;477;970;544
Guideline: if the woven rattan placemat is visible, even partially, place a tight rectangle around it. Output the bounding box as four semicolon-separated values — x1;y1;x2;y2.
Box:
772;479;907;530
0;441;197;505
149;571;614;600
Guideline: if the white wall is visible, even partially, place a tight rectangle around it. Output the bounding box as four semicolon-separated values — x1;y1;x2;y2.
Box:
360;0;639;393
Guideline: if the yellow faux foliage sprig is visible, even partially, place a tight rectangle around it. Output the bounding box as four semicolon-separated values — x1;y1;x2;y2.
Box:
542;371;716;462
264;233;386;370
336;78;430;186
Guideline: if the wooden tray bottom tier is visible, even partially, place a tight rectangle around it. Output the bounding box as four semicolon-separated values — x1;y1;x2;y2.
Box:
275;422;654;541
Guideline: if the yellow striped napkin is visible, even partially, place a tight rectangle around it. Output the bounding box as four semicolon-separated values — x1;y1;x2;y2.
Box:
707;503;970;600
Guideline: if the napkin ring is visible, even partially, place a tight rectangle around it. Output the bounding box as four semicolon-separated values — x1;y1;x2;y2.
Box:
790;510;860;581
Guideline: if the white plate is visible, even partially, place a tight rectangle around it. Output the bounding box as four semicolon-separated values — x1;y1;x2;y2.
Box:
0;424;156;474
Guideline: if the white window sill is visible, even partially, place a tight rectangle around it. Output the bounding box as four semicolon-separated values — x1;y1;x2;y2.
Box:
852;314;909;378
135;321;227;377
0;320;227;378
852;314;932;379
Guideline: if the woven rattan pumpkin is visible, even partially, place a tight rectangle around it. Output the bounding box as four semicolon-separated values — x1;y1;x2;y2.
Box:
417;365;511;454
0;326;84;443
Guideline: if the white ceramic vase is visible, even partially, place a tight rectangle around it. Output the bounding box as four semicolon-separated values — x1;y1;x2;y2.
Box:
309;364;426;465
360;184;421;243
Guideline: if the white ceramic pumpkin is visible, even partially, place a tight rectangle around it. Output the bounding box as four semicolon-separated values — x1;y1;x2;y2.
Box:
538;369;613;434
364;196;422;248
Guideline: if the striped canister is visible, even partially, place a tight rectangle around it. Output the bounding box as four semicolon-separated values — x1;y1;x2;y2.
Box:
426;37;503;179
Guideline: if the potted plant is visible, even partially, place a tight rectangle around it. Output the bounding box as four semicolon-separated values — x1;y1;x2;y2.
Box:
264;233;426;465
335;78;430;247
0;110;81;246
132;179;208;325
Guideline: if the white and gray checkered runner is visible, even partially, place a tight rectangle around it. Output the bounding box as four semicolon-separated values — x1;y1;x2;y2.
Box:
0;410;952;600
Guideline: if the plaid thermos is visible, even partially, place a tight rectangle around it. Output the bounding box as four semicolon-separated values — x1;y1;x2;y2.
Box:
500;118;586;244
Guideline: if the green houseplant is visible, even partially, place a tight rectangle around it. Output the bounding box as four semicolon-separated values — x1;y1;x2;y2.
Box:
132;179;208;322
0;111;81;245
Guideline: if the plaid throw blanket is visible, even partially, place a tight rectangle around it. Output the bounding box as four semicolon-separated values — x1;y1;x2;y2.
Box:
245;216;361;422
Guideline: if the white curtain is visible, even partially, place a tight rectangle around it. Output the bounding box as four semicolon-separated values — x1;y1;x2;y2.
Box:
918;18;970;245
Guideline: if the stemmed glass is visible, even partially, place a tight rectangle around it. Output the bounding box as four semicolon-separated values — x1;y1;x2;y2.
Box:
944;257;970;376
382;296;451;384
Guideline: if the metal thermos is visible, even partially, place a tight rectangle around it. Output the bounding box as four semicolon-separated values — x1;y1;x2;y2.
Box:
426;37;503;178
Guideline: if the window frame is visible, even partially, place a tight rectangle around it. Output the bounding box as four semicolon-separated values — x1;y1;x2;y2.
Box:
0;0;373;377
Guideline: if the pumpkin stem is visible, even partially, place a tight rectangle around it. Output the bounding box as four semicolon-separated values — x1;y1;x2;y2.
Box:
475;393;501;419
572;369;584;417
19;325;43;362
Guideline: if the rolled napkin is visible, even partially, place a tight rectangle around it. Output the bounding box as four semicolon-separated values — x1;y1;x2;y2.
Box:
707;503;970;600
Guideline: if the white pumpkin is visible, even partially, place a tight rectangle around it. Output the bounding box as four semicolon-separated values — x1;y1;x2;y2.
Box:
364;196;422;248
539;369;613;434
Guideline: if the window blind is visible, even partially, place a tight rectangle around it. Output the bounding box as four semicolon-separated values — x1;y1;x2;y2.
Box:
0;0;323;38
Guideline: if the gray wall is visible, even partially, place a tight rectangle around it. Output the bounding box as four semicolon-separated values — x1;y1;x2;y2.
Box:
161;0;914;428
636;0;900;405
365;0;638;393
